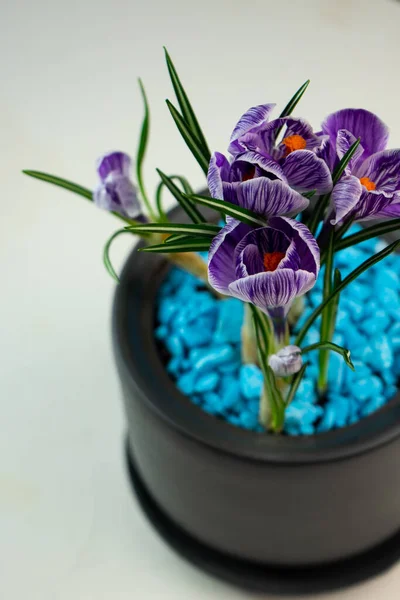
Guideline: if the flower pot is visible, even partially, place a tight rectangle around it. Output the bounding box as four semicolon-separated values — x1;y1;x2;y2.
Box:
112;206;400;595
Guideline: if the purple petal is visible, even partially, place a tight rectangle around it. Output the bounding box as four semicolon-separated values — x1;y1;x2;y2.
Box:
375;197;400;219
228;269;299;312
208;219;251;295
354;189;394;222
231;151;287;183
322;109;389;160
294;269;318;296
330;176;362;225
233;226;291;266
361;149;400;193
234;178;309;218
282;150;333;194
93;173;141;218
235;244;264;278
336;130;365;173
315;132;336;171
207;152;231;199
97;151;131;181
228;104;275;155
268;216;320;277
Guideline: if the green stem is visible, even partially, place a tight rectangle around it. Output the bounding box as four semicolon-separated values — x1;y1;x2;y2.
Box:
241;304;259;364
317;230;335;395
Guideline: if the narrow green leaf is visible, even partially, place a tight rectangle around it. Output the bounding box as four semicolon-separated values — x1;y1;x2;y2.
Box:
22;170;133;225
336;219;400;252
157;169;206;224
22;170;93;199
125;222;220;237
166;100;210;175
136;80;157;221
332;138;361;185
295;239;400;345
302;190;316;199
163;233;193;244
302;341;355;371
285;365;307;407
164;48;210;158
188;194;267;227
155;174;193;220
279;80;310;119
273;80;310;142
103;229;133;282
138;238;211;253
333;268;342;289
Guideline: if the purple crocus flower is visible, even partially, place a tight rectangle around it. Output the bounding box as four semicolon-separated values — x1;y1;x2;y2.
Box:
93;151;141;218
208;216;320;337
320;109;400;223
208;104;332;201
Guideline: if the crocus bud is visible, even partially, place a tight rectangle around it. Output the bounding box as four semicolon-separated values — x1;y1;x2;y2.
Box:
93;151;141;218
268;345;302;377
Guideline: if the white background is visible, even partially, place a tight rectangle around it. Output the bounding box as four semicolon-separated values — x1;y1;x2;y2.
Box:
2;0;400;598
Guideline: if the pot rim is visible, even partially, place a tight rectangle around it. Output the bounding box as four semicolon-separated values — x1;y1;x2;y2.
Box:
113;208;400;465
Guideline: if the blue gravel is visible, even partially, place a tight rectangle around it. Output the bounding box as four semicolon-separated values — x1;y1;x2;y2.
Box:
154;228;400;435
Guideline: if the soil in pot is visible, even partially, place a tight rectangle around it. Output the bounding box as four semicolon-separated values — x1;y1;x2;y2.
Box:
154;225;400;435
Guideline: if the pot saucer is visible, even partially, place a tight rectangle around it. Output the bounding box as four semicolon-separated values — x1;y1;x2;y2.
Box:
125;440;400;595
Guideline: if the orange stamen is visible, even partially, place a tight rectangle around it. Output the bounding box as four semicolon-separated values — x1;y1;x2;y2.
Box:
359;177;376;191
263;251;285;272
282;134;307;155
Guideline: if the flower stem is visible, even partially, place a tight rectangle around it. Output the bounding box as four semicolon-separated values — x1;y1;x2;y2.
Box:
317;230;335;395
241;303;259;364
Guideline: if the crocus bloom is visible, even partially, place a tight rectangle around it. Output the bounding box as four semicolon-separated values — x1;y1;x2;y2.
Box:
321;109;400;223
268;345;303;377
208;104;332;201
208;216;320;337
93;151;141;218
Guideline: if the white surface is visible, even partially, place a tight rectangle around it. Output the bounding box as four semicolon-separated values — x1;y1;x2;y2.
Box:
2;0;400;598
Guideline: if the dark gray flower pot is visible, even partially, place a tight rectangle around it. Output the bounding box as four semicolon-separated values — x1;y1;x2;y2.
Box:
112;206;400;595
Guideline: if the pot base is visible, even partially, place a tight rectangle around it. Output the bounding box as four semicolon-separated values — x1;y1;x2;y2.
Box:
125;439;400;595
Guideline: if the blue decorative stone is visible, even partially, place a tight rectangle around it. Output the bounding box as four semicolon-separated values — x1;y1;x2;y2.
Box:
239;365;263;400
194;372;219;393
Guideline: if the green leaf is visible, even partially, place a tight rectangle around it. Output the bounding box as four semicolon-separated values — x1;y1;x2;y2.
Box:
273;80;310;142
157;169;206;223
22;170;93;200
188;194;267;227
155;174;193;221
295;239;400;345
163;233;194;244
166;100;210;175
22;170;134;225
125;222;220;237
332;137;361;185
336;219;400;252
164;48;210;158
302;189;316;199
285;364;307;407
136;80;157;221
302;341;355;371
138;238;211;253
103;229;133;282
318;230;335;393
